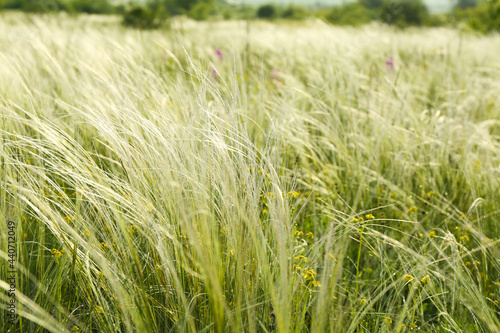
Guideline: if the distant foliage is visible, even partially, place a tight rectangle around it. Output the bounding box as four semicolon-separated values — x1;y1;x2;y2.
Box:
457;0;500;33
16;0;69;12
326;3;371;26
122;3;168;29
358;0;386;9
71;0;113;14
455;0;478;9
282;5;308;20
380;0;429;26
2;0;113;13
187;1;214;21
256;4;277;19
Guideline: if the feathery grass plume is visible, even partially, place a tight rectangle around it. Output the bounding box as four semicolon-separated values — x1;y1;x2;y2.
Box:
0;13;500;332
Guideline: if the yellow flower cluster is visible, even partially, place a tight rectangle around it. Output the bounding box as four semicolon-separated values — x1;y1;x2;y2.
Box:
303;269;317;280
421;275;431;284
51;248;64;259
294;255;307;262
403;274;414;282
403;274;431;286
64;215;75;223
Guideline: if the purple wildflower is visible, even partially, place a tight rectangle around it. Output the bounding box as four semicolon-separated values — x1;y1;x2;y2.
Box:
211;66;219;80
215;49;223;61
385;57;394;71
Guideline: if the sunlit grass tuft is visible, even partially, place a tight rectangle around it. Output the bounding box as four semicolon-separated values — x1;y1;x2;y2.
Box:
1;13;500;332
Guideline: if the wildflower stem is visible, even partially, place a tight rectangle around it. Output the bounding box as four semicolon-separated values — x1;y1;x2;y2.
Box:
355;225;364;300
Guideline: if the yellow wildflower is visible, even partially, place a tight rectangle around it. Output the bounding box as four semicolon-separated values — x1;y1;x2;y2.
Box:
311;280;321;287
384;317;392;325
65;215;75;223
303;269;317;280
72;327;80;331
408;206;418;214
294;255;307;262
306;232;314;239
410;322;418;329
403;274;414;282
421;275;431;284
295;231;304;237
293;264;302;271
428;230;436;238
51;249;58;255
365;214;375;220
101;243;108;251
359;298;367;305
459;235;470;242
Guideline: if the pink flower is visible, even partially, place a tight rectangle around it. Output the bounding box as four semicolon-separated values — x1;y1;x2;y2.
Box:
211;66;219;80
385;57;394;71
215;49;223;61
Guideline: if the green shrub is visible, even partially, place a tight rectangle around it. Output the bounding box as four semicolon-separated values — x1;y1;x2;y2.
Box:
457;0;500;33
122;3;168;29
326;3;371;26
380;0;429;26
456;0;478;9
358;0;387;9
19;0;69;12
256;4;277;19
71;0;114;14
282;5;308;20
187;1;214;20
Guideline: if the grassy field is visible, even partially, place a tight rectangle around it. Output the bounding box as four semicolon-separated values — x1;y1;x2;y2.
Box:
1;13;500;332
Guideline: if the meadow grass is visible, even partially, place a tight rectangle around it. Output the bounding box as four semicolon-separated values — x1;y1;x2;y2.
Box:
1;13;500;332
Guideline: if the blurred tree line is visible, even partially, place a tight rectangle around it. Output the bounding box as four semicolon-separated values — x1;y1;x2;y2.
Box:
0;0;498;33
